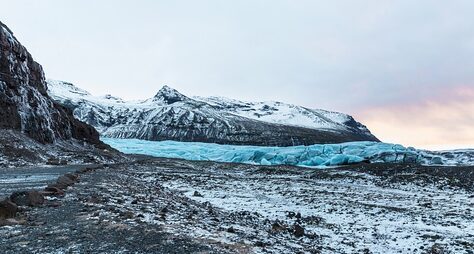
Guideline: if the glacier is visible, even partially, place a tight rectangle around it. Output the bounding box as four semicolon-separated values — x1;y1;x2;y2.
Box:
102;138;472;167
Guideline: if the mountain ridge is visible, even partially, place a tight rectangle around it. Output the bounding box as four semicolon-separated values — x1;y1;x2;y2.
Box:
47;80;379;146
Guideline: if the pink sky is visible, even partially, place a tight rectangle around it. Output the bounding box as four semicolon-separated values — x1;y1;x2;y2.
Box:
357;86;474;150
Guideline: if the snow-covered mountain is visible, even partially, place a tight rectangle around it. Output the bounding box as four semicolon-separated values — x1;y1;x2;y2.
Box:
47;80;379;146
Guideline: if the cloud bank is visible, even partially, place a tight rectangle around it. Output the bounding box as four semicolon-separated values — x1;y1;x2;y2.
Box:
1;1;473;148
358;86;474;150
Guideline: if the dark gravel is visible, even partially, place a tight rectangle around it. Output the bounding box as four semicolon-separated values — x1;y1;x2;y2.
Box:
0;158;473;253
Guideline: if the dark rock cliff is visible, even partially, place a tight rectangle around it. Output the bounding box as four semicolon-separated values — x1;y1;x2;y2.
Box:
0;21;104;148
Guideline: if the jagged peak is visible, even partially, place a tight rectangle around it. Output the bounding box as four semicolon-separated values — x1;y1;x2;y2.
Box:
153;85;189;104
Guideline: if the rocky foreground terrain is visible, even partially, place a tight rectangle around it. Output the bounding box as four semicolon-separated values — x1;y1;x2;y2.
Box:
1;157;473;254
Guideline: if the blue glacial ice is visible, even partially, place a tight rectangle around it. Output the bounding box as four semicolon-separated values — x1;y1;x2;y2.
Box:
101;138;449;167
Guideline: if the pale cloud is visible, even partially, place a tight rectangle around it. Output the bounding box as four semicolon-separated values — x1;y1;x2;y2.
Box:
1;1;473;148
358;86;474;150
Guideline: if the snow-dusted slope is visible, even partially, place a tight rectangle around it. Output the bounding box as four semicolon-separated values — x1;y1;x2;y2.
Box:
47;80;379;146
195;96;371;133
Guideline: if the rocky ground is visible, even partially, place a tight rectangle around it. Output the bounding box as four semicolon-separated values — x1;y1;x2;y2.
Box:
1;158;473;253
0;130;125;168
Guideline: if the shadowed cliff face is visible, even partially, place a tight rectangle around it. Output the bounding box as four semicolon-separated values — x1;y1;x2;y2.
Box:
0;21;102;146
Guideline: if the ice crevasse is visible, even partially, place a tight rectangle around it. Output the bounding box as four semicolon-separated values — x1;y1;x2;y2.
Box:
102;139;451;167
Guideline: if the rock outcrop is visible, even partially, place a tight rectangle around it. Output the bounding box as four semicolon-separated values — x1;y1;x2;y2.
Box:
10;191;44;207
0;199;17;219
0;21;104;147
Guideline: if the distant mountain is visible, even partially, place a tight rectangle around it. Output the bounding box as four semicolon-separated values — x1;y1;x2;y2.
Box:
0;21;114;166
47;80;379;146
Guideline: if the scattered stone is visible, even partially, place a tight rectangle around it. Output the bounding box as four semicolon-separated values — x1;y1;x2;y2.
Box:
122;211;134;219
287;211;296;219
43;186;65;196
271;221;286;232
295;212;301;219
46;158;68;165
227;227;236;233
10;191;44;207
293;224;305;237
0;199;18;219
193;191;203;197
56;175;76;189
421;202;433;208
87;196;101;204
427;244;445;254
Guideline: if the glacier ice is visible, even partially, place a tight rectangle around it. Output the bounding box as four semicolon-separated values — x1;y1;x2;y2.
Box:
102;138;470;167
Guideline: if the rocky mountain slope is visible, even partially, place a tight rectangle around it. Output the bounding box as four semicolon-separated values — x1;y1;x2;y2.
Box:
0;21;115;166
47;80;379;146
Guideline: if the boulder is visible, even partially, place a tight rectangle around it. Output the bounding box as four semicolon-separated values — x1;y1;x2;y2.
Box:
43;186;65;196
271;221;286;232
10;191;44;207
193;191;203;197
293;224;305;237
56;174;77;189
0;199;18;219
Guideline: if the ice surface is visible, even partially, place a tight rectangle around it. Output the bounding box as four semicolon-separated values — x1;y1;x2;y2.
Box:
102;139;472;167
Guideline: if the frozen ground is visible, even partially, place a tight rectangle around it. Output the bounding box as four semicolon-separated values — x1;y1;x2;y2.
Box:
2;158;473;253
103;138;474;167
158;161;474;253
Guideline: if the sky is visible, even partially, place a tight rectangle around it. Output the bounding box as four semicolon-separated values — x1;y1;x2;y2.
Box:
1;0;473;150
